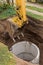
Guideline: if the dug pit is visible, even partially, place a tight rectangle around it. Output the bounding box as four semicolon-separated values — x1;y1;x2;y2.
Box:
10;41;40;64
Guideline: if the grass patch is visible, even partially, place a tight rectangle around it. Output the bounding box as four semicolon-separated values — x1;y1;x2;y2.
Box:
0;4;16;20
27;11;43;20
26;6;43;13
0;8;16;20
0;43;16;65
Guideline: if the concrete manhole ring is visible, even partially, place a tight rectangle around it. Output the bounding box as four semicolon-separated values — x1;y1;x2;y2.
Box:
10;41;40;64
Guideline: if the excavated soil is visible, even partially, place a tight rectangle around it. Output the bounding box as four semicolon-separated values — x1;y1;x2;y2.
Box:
0;16;43;65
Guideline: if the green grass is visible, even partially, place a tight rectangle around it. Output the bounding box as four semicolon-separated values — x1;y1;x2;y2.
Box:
0;8;16;20
0;4;16;20
27;11;43;21
26;6;43;13
0;43;16;65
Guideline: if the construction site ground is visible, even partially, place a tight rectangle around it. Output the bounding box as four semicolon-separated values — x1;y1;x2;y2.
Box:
0;16;43;65
0;1;43;65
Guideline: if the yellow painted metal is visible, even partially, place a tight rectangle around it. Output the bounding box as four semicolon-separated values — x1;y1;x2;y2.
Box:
11;0;27;28
11;16;23;28
16;0;27;21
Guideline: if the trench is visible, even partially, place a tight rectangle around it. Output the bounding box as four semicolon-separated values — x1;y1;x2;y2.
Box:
0;16;43;65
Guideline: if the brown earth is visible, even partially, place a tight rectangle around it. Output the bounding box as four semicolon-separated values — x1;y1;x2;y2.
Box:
0;16;43;65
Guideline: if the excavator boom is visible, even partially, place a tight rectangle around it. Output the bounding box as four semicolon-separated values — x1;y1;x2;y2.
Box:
0;0;27;41
10;0;27;28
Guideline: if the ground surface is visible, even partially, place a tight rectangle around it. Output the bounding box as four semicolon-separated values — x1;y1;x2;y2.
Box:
0;16;43;65
26;2;43;21
26;2;43;9
0;2;43;65
0;43;16;65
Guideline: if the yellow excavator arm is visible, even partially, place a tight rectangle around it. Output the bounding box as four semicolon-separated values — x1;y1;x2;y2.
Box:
16;0;27;21
0;0;27;41
10;0;27;28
